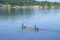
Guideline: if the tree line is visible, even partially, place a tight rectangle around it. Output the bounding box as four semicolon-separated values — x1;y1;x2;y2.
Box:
0;0;60;8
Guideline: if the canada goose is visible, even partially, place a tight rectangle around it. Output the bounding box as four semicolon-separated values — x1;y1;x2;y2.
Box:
34;25;39;32
22;24;32;31
21;24;39;32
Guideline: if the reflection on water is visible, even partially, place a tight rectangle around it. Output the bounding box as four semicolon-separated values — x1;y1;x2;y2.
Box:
0;8;60;40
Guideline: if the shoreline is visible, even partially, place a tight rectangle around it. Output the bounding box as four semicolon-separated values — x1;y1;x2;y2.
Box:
0;4;60;9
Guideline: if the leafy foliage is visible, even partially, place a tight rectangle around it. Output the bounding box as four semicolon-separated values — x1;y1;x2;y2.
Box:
0;0;60;8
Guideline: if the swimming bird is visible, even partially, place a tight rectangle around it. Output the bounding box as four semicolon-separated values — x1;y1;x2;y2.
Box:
21;24;39;32
34;25;39;32
22;24;32;31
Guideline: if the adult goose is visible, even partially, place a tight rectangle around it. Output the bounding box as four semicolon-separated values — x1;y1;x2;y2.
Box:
21;24;39;32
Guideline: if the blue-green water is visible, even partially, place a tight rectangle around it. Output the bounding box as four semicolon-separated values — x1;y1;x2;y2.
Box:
0;8;60;40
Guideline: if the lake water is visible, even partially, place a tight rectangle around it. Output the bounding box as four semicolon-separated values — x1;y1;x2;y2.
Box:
0;8;60;40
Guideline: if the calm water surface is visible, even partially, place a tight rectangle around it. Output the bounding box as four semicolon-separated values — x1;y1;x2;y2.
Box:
0;8;60;40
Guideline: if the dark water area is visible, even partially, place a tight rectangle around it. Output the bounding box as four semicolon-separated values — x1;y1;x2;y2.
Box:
0;8;60;40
